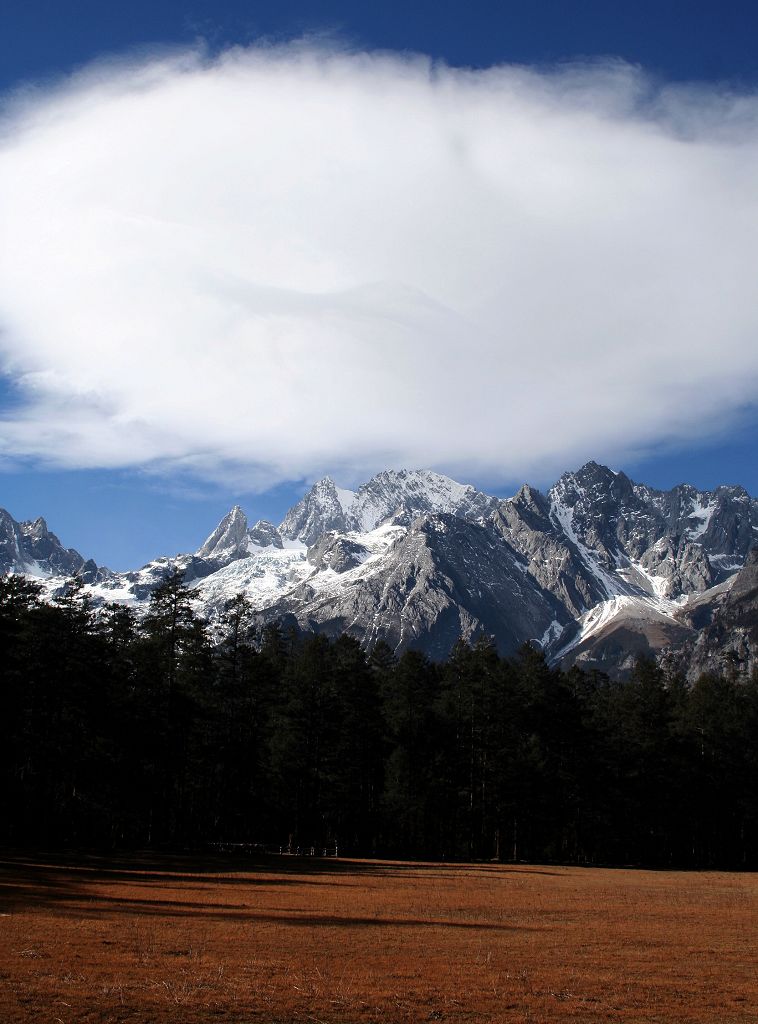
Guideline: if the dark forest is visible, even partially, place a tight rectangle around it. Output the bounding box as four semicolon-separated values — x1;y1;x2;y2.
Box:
2;570;758;869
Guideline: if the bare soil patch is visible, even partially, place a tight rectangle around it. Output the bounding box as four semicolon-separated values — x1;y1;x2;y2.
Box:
1;852;757;1023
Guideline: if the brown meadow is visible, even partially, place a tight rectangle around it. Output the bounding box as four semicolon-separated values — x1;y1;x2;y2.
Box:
1;853;757;1023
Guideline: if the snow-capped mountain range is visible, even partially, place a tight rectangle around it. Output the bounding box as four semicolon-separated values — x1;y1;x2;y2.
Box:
2;463;757;678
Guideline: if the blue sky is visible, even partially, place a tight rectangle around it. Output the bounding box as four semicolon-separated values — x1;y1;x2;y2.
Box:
1;1;758;569
4;1;758;89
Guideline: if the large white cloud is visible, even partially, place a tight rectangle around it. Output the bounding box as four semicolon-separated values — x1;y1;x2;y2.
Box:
1;44;758;489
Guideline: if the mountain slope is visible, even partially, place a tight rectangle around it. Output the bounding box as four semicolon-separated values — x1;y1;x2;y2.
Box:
257;513;568;659
3;462;756;676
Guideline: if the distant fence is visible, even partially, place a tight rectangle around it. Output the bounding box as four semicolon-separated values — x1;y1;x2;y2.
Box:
210;841;339;857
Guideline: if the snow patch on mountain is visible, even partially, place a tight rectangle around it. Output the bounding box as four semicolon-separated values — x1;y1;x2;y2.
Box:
687;497;717;540
537;619;563;649
626;554;674;603
555;594;681;659
335;486;357;515
708;553;743;572
191;541;310;611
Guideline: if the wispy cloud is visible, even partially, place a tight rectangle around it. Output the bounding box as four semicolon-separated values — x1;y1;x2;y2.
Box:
1;44;757;489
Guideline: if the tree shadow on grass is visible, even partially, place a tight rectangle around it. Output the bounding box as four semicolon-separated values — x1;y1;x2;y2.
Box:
0;848;565;920
2;876;544;930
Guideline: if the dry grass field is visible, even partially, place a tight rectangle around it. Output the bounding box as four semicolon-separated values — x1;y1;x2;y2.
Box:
1;852;757;1023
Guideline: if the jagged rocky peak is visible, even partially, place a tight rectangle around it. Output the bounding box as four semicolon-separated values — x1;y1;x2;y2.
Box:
547;461;757;569
279;468;497;544
636;480;751;550
350;468;497;532
279;476;355;546
0;506;93;577
247;519;283;549
692;485;756;559
500;484;552;527
20;516;50;539
197;505;249;560
635;480;758;573
555;461;634;499
547;461;638;567
550;461;636;526
512;482;547;506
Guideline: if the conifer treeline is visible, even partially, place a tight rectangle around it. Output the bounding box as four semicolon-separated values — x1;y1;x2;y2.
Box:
2;570;758;868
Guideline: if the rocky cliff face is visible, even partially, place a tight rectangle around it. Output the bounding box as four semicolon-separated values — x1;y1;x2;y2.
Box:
663;548;758;681
536;463;758;676
0;509;101;580
491;483;606;617
197;506;284;561
264;513;567;659
546;462;755;599
279;478;354;546
197;505;250;561
3;463;756;677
